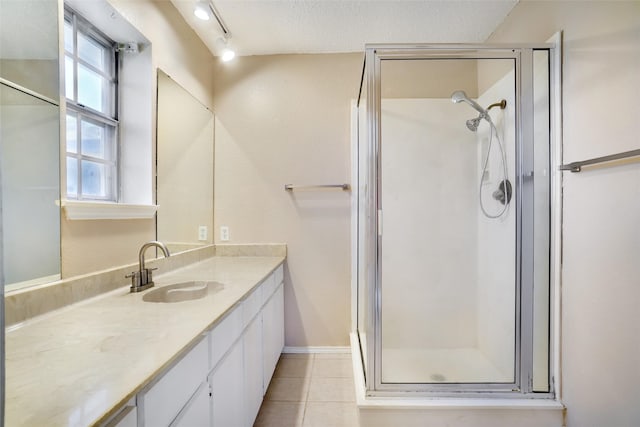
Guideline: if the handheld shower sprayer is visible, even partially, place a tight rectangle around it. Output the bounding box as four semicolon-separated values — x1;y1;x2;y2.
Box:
451;89;511;219
450;91;507;133
450;90;489;119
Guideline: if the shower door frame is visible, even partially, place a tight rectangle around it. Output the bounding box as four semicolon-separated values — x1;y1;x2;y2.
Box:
359;43;560;398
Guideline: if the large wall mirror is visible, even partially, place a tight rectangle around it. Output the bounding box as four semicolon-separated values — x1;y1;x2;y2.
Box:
0;0;59;100
0;83;61;288
1;0;61;289
156;70;214;253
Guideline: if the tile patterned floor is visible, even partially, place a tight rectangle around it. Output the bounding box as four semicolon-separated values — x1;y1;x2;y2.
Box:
254;353;359;427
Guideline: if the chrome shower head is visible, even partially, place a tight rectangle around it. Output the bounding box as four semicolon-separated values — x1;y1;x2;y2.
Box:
451;90;467;104
466;116;482;132
450;90;488;117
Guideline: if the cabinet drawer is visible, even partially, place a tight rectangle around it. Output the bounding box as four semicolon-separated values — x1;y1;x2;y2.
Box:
274;264;284;285
210;304;243;369
103;405;136;427
260;273;277;305
243;286;262;328
139;337;208;427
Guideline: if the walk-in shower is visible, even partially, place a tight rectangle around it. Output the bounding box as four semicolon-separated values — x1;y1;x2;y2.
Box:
354;44;559;398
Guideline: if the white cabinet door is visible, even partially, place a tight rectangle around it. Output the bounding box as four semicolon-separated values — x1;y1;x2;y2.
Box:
243;315;263;427
211;340;244;427
172;382;211;427
262;283;284;393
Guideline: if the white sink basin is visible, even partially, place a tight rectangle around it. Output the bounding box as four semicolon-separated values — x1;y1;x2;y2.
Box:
143;281;224;303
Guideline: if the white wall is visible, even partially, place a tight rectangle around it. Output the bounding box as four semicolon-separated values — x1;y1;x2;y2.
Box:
488;2;640;425
118;45;154;206
380;99;478;350
213;53;361;347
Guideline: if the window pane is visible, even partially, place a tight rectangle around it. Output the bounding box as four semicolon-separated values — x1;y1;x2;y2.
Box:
64;20;73;53
81;119;106;158
77;64;104;112
78;33;106;71
67;157;78;198
66;114;77;153
65;55;75;100
81;160;107;198
64;9;118;201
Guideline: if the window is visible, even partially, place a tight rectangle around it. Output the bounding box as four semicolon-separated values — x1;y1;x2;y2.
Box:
64;8;118;201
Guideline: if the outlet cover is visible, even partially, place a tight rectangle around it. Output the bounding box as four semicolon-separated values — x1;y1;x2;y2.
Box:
198;226;208;241
220;226;229;241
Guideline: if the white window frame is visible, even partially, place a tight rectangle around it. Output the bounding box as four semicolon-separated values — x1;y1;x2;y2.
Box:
64;7;119;202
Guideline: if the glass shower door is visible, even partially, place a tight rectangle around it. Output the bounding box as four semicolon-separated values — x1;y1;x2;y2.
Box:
378;56;518;386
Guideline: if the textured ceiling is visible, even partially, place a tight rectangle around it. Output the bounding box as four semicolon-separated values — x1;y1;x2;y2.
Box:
170;0;519;57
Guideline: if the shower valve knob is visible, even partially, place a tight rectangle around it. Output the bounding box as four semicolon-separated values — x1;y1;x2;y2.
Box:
492;180;512;205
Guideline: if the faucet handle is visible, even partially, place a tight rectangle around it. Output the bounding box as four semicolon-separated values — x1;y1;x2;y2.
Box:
125;271;142;288
125;271;140;280
144;267;158;285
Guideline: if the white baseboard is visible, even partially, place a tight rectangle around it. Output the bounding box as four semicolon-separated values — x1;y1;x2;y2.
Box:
283;346;351;354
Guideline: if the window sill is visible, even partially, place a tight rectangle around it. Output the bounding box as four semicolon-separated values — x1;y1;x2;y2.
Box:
61;200;157;220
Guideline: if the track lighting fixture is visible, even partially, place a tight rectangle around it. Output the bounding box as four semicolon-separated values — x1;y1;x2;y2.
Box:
193;2;210;21
216;36;235;62
194;1;236;62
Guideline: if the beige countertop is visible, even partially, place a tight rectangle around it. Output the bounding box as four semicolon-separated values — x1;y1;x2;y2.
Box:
5;255;285;427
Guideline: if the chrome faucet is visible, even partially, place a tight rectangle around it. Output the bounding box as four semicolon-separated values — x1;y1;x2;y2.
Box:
126;241;171;293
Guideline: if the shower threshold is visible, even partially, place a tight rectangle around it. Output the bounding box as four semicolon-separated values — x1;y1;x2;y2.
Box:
349;334;564;427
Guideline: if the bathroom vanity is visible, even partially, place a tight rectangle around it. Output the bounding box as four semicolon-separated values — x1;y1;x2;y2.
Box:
4;254;285;427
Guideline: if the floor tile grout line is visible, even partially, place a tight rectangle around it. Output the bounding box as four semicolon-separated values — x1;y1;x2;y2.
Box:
258;352;356;427
300;353;316;426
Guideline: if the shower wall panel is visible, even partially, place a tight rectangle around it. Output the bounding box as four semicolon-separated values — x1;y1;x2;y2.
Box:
380;98;478;351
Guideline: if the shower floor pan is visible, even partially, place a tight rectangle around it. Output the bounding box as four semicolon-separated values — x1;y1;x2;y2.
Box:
381;347;512;384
